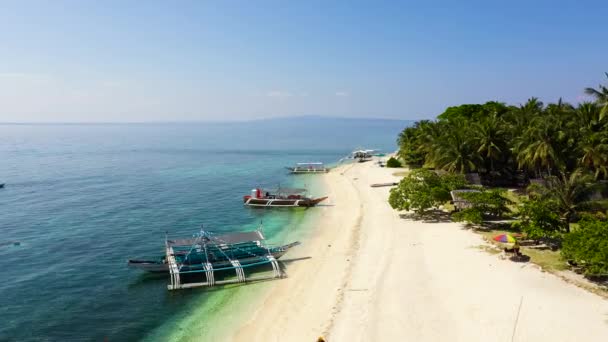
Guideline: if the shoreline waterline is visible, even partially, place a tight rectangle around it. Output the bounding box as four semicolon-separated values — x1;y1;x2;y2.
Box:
225;159;608;341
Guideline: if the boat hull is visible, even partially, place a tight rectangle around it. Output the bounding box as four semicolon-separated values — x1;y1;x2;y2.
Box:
285;167;330;174
244;196;328;207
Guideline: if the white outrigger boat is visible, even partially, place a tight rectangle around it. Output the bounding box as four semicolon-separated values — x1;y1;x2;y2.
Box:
351;149;376;162
285;162;330;174
339;149;379;163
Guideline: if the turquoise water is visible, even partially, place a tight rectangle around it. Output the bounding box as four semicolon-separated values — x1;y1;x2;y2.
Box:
0;118;407;341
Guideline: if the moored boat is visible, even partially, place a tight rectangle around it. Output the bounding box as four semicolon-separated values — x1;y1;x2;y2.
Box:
351;149;375;162
243;187;328;207
128;228;301;290
285;162;330;174
339;149;378;163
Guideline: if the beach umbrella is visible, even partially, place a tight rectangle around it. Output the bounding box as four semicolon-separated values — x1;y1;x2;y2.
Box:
493;233;517;243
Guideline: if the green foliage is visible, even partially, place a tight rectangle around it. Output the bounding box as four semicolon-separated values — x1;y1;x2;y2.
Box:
452;207;484;224
512;198;564;239
527;170;599;231
437;102;509;122
452;189;513;224
386;157;402;168
562;216;608;276
430;119;482;173
584;72;608;121
389;169;467;214
389;73;608;275
395;76;608;179
397;121;431;167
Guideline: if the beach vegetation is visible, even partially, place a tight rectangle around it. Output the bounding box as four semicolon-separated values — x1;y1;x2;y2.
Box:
396;120;431;167
452;189;513;224
512;197;564;239
562;216;608;276
584;72;608;121
526;169;604;232
386;157;402;168
388;169;467;214
394;73;608;278
396;75;608;183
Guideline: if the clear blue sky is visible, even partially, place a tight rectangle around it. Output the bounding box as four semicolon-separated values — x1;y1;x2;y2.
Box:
1;0;606;122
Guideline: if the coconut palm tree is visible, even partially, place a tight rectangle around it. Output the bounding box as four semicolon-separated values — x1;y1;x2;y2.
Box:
430;120;482;173
474;113;507;172
528;169;599;232
416;120;444;169
579;132;608;179
584;72;608;120
513;116;565;176
397;120;431;166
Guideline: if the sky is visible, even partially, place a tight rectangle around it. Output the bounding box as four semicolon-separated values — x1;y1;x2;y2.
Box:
0;0;607;122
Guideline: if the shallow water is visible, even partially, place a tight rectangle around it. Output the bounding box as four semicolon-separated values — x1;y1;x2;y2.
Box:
0;118;407;341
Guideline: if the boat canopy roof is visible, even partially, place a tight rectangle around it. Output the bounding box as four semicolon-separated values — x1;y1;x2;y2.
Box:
296;162;324;165
168;230;265;247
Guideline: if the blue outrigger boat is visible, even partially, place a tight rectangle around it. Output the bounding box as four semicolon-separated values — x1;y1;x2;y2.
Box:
128;227;300;290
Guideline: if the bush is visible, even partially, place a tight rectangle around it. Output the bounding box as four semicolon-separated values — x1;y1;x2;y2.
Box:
386;157;403;168
512;198;564;239
452;189;513;224
389;169;467;214
562;216;608;276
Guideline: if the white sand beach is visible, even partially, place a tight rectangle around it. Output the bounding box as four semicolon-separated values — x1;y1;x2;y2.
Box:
230;160;608;341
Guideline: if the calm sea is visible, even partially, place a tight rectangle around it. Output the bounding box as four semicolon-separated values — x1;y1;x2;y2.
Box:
0;117;408;341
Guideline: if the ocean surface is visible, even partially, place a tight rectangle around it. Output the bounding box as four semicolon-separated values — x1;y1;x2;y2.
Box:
0;117;408;341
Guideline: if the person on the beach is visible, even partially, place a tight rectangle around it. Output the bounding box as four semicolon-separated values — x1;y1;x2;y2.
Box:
513;240;521;256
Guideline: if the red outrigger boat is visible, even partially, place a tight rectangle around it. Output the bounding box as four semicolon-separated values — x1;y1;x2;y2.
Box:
243;187;328;208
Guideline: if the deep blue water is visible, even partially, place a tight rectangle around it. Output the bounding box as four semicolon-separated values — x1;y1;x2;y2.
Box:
0;118;408;341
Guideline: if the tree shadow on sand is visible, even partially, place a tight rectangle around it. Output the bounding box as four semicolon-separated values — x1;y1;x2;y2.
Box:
399;210;452;223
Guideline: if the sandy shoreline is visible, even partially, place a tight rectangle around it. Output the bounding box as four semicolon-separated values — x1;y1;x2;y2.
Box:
229;160;608;341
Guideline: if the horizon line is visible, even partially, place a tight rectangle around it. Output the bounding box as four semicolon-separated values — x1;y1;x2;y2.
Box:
0;115;416;125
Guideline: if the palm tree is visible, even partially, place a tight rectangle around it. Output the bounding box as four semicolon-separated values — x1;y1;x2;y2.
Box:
416;121;444;169
579;132;608;179
505;98;543;141
528;169;598;232
573;102;603;132
584;72;608;120
474;113;506;172
513;116;565;176
397;120;431;166
430;120;482;173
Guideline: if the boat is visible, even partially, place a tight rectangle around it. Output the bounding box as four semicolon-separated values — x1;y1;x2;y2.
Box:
243;187;328;207
339;149;378;163
128;227;301;290
0;183;4;189
370;182;398;188
285;162;330;174
351;149;375;162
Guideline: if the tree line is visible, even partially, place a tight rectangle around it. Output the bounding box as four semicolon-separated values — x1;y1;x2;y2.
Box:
391;74;608;277
398;74;608;181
